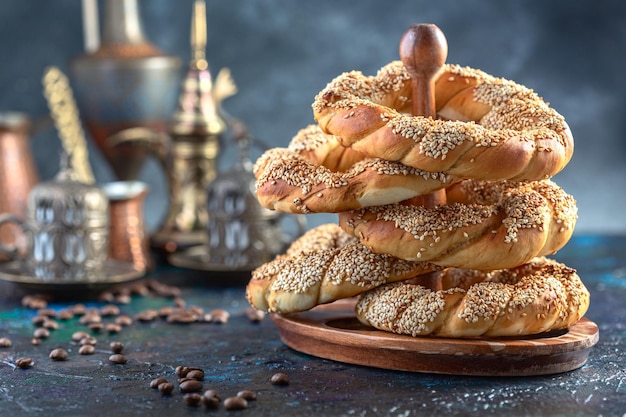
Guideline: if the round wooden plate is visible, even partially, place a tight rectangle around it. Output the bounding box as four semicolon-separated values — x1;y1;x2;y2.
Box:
272;299;599;376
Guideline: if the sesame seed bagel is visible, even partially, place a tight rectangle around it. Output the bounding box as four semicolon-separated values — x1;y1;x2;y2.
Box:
313;61;573;182
355;257;589;338
245;224;438;313
339;179;577;270
254;125;455;213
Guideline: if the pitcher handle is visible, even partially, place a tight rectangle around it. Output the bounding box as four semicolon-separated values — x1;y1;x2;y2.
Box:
0;214;25;259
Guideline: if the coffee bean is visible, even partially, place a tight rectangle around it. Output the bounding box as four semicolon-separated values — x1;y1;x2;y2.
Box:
33;328;50;339
80;313;102;325
175;365;190;377
270;372;289;385
43;320;59;330
179;380;203;393
88;322;104;332
135;310;158;322
106;323;122;334
79;336;97;346
0;337;11;348
166;310;197;324
158;382;174;395
37;308;56;318
115;315;133;326
109;354;127;364
100;304;120;317
184;393;202;406
237;390;257;401
203;389;220;401
69;304;87;316
71;331;88;342
224;396;248;410
201;395;220;408
150;377;167;389
49;348;68;361
31;315;47;326
186;369;205;381
209;309;229;324
78;345;95;355
56;309;74;320
22;295;47;310
31;338;41;346
173;297;186;308
245;307;266;323
98;292;115;303
15;357;32;368
114;294;132;304
158;306;173;318
109;341;124;354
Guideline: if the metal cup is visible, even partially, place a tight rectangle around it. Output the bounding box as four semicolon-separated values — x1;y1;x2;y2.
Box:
0;165;109;282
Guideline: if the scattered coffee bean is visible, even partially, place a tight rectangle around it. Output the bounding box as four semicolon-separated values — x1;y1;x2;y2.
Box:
0;337;11;348
178;377;195;385
150;377;168;389
110;341;124;354
158;306;173;318
42;320;59;330
71;331;90;342
158;382;174;395
224;396;248;410
179;380;203;393
37;308;56;318
49;348;68;361
184;393;202;406
79;313;102;325
106;323;122;334
270;372;289;385
78;344;95;355
31;315;47;326
173;297;186;308
203;389;220;401
98;292;115;303
88;322;104;332
15;357;32;368
79;336;97;346
175;365;190;378
115;294;132;304
56;309;74;320
31;338;41;346
166;310;197;324
109;354;127;364
100;304;120;317
22;295;48;310
115;315;133;326
33;328;50;339
69;304;86;316
209;309;229;324
237;390;257;401
245;307;266;323
202;395;220;408
186;369;205;381
135;310;158;322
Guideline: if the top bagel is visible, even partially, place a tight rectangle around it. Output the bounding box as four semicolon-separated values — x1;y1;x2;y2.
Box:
313;61;573;181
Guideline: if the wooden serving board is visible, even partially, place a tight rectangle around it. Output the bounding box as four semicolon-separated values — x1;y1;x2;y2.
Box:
272;299;599;376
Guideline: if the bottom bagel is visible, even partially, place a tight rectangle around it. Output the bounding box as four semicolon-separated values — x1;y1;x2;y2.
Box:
356;257;589;338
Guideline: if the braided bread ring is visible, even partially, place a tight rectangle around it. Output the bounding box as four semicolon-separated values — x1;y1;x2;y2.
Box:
313;62;573;181
339;179;577;270
356;257;589;338
253;125;455;213
245;224;438;313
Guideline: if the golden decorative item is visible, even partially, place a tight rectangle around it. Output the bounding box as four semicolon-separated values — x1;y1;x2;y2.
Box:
41;66;95;185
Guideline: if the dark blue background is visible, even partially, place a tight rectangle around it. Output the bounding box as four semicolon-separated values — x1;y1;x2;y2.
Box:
0;0;624;233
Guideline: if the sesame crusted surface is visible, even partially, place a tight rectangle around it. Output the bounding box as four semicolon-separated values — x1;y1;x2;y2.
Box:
356;257;589;338
339;179;577;269
245;224;438;313
312;61;573;182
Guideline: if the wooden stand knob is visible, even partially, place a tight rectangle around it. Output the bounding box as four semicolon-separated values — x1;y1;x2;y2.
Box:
399;23;448;118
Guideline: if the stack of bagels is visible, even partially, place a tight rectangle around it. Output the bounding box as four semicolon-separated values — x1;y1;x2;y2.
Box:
245;59;589;338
